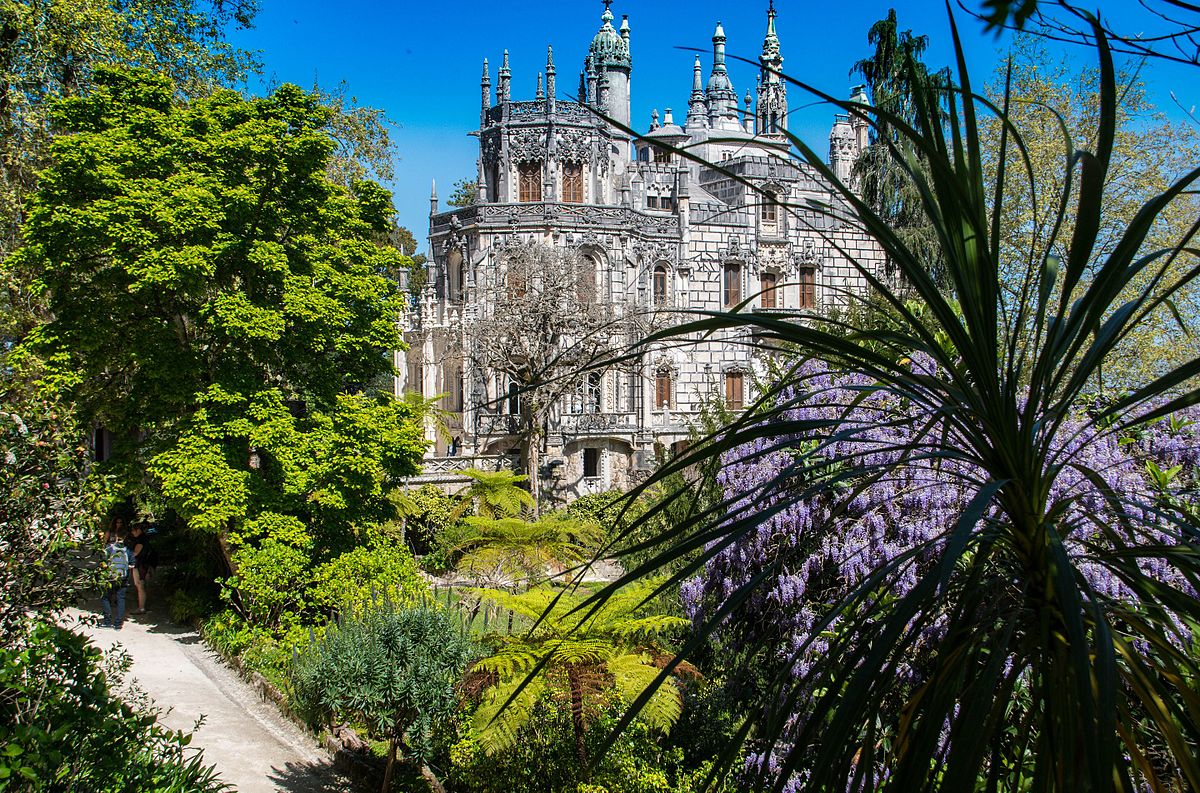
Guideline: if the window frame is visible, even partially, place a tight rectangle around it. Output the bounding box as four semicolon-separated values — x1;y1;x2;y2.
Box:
582;447;600;479
655;368;672;409
517;161;542;202
798;266;817;309
761;191;778;223
723;262;742;307
725;371;745;411
760;271;778;309
562;161;584;203
652;264;669;307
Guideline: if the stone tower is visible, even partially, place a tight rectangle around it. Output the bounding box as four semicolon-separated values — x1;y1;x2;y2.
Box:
588;1;632;154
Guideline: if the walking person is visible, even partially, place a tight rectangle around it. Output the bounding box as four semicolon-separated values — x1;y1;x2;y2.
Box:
101;525;132;629
126;521;154;614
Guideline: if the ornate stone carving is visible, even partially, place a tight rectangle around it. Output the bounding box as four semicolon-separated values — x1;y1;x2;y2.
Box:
634;241;678;265
557;129;592;163
509;128;547;163
481;133;500;166
795;237;823;269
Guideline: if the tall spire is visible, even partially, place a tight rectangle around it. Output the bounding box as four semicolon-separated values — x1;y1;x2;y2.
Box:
757;2;788;138
686;54;707;130
707;21;737;126
498;49;511;104
546;46;556;103
480;58;491;126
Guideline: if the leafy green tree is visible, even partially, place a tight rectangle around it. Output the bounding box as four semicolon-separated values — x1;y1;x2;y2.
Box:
7;67;426;609
0;0;260;359
0;391;102;639
851;9;950;287
292;603;477;793
447;178;477;208
982;35;1200;389
468;583;690;768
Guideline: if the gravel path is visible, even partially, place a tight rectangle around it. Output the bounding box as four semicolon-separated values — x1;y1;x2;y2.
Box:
77;604;351;793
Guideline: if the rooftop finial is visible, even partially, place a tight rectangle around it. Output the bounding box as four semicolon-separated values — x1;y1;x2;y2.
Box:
601;0;613;24
536;72;544;100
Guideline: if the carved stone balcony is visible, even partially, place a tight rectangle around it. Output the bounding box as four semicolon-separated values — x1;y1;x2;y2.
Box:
554;411;638;437
477;413;521;436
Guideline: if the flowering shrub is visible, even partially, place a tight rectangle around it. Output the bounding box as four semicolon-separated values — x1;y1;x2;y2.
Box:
683;359;1200;788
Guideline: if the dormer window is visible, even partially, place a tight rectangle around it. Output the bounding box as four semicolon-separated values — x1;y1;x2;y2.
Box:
653;147;671;164
518;162;542;202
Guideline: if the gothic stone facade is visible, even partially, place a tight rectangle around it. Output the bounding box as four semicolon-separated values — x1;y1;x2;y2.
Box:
402;2;884;503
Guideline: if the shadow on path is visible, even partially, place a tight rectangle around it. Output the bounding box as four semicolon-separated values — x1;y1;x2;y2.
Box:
266;760;354;793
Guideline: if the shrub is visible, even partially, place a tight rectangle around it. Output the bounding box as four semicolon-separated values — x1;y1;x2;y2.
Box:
0;398;102;639
292;602;477;793
308;541;425;615
0;621;229;791
446;698;728;793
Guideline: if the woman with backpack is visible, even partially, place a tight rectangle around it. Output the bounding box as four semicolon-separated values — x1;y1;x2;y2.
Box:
126;522;153;614
101;523;132;629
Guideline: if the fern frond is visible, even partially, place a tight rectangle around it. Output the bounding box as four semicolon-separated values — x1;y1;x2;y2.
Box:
607;652;684;733
471;673;547;755
609;615;690;639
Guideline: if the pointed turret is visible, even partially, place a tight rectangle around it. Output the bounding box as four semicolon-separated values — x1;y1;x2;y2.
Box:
757;1;788;139
429;179;438;216
546;46;556;104
586;1;631;152
686;54;707;130
706;21;738;128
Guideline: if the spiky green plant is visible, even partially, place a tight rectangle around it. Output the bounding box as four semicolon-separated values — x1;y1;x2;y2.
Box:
291;603;476;793
468;583;692;769
585;8;1200;792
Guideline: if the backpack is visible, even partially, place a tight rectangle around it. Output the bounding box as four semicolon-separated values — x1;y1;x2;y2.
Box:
107;543;132;585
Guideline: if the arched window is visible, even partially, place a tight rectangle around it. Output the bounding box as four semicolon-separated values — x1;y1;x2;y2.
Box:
562;162;584;203
725;371;745;411
652;264;669;307
507;380;520;415
655;369;672;408
798;266;817;309
723;262;742;307
586;371;602;413
760;272;778;309
517;161;542;202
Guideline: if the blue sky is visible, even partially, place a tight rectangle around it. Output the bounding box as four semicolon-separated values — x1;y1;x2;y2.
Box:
226;1;1197;251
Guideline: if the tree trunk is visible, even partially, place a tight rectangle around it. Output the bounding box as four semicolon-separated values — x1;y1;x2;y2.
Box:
381;736;397;793
567;665;587;769
419;763;447;793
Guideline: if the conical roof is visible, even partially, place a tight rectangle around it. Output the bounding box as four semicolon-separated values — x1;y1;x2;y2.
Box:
589;3;631;69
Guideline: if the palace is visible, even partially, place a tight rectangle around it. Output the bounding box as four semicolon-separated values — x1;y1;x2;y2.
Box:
401;1;884;502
